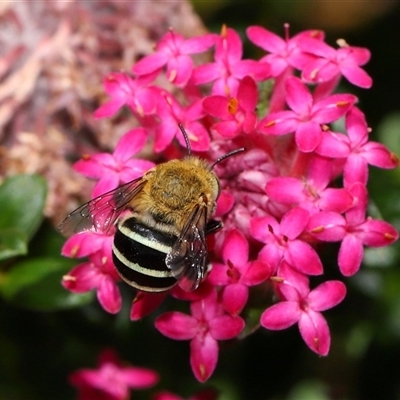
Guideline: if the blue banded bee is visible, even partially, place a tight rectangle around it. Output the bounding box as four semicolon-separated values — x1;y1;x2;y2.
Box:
58;125;244;293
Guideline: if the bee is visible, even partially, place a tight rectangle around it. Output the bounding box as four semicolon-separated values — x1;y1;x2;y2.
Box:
58;125;244;293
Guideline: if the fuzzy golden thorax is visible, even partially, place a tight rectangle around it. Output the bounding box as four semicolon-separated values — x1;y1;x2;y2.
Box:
128;156;220;233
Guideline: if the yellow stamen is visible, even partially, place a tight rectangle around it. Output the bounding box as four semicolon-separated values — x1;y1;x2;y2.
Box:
228;98;238;115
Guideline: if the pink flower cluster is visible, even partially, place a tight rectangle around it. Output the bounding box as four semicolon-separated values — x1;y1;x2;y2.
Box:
62;24;399;382
69;349;218;400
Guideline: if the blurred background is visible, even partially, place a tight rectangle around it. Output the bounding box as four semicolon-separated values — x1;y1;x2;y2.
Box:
1;1;400;399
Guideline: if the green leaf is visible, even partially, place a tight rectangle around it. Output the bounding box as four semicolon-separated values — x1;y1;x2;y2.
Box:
0;174;47;240
0;228;28;260
0;257;94;311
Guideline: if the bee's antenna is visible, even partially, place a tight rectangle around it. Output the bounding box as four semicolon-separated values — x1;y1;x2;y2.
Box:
211;147;246;169
178;123;192;155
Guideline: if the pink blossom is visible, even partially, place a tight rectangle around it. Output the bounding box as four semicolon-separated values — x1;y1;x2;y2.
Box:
74;127;155;197
132;29;216;87
266;155;354;214
250;207;323;275
308;183;399;276
299;37;372;89
94;72;157;119
317;107;398;185
259;76;357;152
154;91;210;152
246;24;324;111
261;262;347;355
155;289;244;382
62;249;121;314
203;75;258;138
70;349;158;400
247;24;324;77
192;25;270;96
208;229;272;314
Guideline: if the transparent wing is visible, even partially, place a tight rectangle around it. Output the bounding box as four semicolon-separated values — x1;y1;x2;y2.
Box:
165;204;208;292
58;177;146;236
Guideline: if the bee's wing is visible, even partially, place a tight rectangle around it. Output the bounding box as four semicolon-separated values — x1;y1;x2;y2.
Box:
58;177;146;236
165;204;208;292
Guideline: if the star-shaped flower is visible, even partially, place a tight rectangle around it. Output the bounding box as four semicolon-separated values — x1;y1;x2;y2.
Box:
261;262;347;355
155;289;244;382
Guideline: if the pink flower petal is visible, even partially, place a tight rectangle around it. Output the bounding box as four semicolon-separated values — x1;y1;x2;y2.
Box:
308;280;347;311
362;142;399;169
360;219;399;247
222;283;248;315
208;262;230;286
280;207;309;240
181;33;217;53
242;260;272;286
97;275;121;314
191;63;220;85
203;95;231;119
312;94;357;123
298;310;330;355
338;234;364;276
130;292;166;321
190;334;218;382
307;211;347;242
113;127;147;162
120;367;159;388
261;301;301;330
132;52;168;75
259;111;299;135
319;188;354;213
295;121;322;152
167;55;193;86
246;26;285;53
209;313;245;339
222;229;249;267
62;263;100;293
285;77;313;115
286;240;323;275
237;75;258;111
341;62;372;88
266;177;304;204
155;312;198;340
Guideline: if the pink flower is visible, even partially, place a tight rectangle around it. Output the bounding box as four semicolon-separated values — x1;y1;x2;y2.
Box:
69;349;158;400
308;183;399;276
94;72;157;119
259;76;357;152
203;75;258;138
299;37;372;89
266;155;354;214
62;249;121;314
192;25;270;96
208;229;272;314
132;29;216;87
247;24;324;77
316;107;399;185
251;207;323;276
154;91;210;152
246;24;324;111
74;127;155;197
155;289;244;382
261;262;347;355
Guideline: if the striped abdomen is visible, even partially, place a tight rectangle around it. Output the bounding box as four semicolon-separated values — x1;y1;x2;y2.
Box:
112;215;178;292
